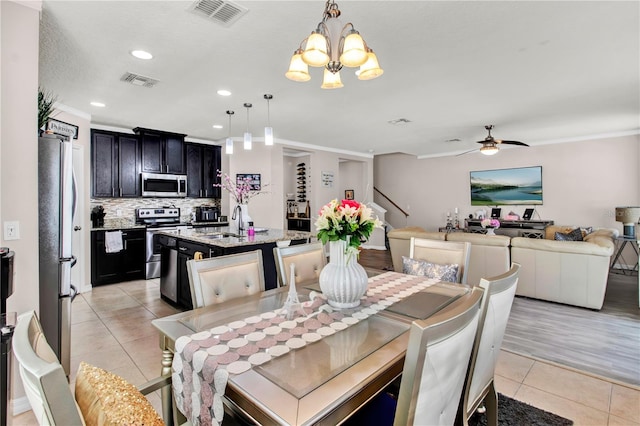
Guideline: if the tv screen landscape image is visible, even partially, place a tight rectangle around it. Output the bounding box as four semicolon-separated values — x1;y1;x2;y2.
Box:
470;166;543;206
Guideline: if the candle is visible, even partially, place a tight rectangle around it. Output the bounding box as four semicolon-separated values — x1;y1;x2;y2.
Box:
454;207;458;214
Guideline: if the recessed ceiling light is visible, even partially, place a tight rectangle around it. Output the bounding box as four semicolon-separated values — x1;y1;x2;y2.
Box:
217;89;231;96
131;50;153;60
212;124;223;129
90;101;106;107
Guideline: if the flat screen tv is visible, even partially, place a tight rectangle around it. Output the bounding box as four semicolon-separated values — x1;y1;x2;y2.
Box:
470;166;542;206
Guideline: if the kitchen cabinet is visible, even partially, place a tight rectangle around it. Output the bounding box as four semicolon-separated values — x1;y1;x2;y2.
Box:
159;237;222;309
287;218;311;232
134;127;186;174
186;143;221;198
91;129;141;197
91;229;146;286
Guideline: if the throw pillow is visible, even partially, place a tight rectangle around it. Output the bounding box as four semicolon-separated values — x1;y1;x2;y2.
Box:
580;226;594;238
554;228;583;241
402;256;460;283
75;362;164;426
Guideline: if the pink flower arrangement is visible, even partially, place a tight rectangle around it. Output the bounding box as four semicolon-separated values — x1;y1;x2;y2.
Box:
315;199;383;252
481;218;501;228
214;170;268;204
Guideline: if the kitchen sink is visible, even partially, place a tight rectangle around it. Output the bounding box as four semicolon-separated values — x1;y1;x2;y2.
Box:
199;232;241;239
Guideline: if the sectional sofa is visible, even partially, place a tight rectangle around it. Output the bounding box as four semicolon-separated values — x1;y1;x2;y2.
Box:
387;225;618;310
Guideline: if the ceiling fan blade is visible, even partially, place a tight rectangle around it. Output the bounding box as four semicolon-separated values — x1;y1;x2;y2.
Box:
498;140;529;147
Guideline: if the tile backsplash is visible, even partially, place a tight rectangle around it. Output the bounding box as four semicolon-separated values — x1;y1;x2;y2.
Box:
90;197;221;224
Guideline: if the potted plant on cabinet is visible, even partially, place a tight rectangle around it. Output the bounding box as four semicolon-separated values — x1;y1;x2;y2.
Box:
38;87;57;136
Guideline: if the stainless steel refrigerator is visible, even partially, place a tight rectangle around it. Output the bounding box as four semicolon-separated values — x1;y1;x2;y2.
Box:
38;134;77;376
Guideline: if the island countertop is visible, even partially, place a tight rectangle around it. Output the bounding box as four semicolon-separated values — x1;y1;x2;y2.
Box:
155;226;312;248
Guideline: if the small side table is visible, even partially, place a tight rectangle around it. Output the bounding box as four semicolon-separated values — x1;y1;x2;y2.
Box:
610;236;640;275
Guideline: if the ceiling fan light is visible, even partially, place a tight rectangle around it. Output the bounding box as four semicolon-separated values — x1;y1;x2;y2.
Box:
285;50;311;82
357;49;384;80
264;126;273;146
321;68;344;89
302;32;330;67
225;137;234;155
480;144;499;156
339;32;368;67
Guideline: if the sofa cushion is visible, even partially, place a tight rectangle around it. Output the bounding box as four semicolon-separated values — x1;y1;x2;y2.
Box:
402;256;459;283
388;227;446;241
510;237;614;256
554;228;584;241
445;232;511;247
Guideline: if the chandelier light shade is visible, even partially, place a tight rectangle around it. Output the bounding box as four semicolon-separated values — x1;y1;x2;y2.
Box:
264;94;274;146
243;103;252;150
286;0;382;88
285;49;311;82
357;48;384;80
225;110;234;155
321;68;343;89
615;206;640;238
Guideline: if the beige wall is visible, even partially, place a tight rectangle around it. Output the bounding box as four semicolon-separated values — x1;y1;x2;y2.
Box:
1;0;41;407
375;134;640;259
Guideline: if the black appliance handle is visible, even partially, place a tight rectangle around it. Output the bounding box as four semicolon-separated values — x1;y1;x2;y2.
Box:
70;284;78;302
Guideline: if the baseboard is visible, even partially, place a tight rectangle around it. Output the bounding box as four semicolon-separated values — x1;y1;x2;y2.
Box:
361;244;387;250
12;396;31;415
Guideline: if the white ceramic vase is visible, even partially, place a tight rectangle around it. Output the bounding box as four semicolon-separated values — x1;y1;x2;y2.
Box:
319;239;368;309
233;203;252;231
486;227;496;236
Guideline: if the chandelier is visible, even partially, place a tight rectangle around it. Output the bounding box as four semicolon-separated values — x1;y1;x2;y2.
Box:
285;0;383;89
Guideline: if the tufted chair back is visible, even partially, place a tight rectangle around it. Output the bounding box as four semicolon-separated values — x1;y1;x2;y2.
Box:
187;250;265;308
409;238;472;284
459;263;520;426
273;242;326;287
394;287;484;426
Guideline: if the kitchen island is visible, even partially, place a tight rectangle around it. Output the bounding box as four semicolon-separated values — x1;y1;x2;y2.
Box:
155;227;313;309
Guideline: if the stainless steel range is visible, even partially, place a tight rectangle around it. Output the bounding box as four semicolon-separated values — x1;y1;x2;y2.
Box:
136;207;190;279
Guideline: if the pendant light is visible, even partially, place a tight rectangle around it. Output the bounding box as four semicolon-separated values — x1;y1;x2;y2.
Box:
264;94;273;146
225;110;234;154
243;103;252;150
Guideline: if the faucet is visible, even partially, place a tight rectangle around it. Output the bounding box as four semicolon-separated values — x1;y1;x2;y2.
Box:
232;205;244;231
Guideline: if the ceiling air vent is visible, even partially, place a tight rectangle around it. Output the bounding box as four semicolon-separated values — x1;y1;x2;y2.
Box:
120;72;159;88
188;0;248;27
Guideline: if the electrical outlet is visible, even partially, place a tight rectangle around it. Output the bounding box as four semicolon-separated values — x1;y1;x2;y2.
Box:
4;221;20;240
116;209;123;217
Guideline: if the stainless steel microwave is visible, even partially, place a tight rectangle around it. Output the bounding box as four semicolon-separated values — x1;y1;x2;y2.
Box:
141;173;187;197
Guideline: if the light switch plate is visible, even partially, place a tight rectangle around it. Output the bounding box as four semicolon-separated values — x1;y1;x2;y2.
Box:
4;221;20;240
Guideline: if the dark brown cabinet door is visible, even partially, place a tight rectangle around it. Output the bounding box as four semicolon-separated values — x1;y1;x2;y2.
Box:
166;136;185;174
118;136;140;197
141;132;163;173
185;143;221;198
202;145;221;198
186;144;203;198
91;131;117;197
121;230;145;279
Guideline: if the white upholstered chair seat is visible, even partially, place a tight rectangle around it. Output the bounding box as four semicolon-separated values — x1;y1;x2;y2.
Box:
459;263;520;426
273;242;326;287
187;250;265;308
409;238;472;284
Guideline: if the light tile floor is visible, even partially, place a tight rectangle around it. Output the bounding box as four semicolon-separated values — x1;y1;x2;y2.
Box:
12;279;640;425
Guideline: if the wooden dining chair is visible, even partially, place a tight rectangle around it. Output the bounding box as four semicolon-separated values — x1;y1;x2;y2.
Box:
408;237;472;284
457;263;520;426
345;287;484;426
273;241;326;287
187;250;265;308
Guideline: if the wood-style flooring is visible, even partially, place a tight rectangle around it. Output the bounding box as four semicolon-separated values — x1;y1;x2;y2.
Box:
359;248;640;387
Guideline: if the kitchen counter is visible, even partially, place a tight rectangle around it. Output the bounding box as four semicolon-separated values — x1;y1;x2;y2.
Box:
91;219;145;231
156;226;312;248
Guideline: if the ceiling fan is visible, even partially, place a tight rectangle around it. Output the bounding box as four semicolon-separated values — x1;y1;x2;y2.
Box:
457;125;529;156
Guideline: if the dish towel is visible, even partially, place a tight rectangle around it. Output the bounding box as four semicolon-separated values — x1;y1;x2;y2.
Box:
105;231;123;253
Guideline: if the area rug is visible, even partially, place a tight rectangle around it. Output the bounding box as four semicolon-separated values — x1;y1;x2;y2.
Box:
469;393;573;426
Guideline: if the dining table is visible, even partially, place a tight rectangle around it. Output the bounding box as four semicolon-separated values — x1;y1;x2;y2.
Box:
151;269;470;426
